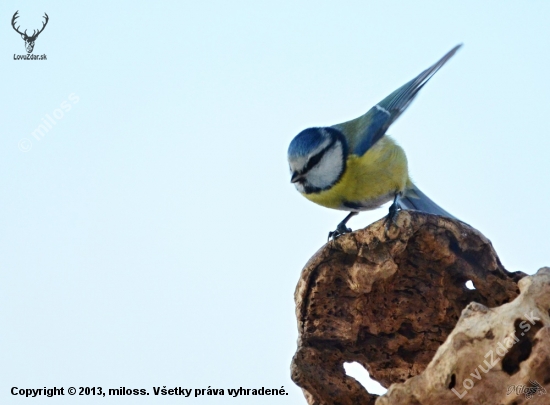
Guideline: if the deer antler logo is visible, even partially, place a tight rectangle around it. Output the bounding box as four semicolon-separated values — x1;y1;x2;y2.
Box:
11;11;49;54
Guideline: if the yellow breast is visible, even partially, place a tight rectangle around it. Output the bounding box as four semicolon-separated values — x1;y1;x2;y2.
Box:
302;136;409;211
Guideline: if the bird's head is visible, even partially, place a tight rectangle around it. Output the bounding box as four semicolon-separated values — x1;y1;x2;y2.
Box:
287;127;348;194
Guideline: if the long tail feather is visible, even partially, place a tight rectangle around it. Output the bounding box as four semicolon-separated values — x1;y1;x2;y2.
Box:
397;183;456;219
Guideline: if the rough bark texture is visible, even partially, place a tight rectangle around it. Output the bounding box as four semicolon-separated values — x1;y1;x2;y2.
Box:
377;267;550;405
291;211;526;405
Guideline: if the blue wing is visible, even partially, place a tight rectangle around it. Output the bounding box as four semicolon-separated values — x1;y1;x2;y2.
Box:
334;44;462;156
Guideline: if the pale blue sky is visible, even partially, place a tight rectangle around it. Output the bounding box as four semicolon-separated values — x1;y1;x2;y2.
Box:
1;1;549;404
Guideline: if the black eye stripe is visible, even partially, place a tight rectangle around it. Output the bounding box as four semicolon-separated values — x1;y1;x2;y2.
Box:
305;151;324;171
300;138;337;175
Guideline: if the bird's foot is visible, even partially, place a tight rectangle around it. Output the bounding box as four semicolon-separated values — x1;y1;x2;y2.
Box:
328;223;352;241
384;200;401;230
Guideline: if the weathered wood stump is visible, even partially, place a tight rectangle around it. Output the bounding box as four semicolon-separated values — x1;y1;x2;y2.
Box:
378;267;550;405
291;211;528;405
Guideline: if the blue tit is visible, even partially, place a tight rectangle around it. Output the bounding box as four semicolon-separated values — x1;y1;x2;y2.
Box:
288;45;461;239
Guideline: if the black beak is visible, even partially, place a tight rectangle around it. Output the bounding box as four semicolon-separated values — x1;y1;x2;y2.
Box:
290;172;303;183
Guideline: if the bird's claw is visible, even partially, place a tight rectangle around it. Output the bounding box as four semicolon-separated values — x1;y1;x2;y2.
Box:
328;224;352;241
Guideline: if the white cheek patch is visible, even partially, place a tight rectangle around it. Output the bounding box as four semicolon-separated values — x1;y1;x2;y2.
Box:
305;142;344;190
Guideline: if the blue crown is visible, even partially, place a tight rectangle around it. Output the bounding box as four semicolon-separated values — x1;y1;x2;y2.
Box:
288;128;329;158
